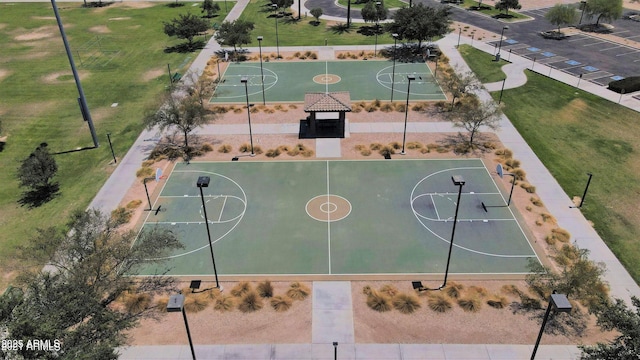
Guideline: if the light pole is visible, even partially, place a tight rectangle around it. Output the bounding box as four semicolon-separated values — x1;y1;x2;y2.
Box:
333;342;338;360
498;78;506;104
400;74;416;155
257;36;266;105
496;25;508;61
196;176;221;289
577;173;593;208
436;175;465;290
456;27;462;48
578;0;587;25
390;33;399;102
374;1;381;57
272;4;280;59
167;294;196;360
531;292;572;360
241;76;255;156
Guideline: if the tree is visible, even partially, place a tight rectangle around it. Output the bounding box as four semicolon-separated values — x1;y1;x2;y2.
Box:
214;19;255;55
494;0;521;16
584;0;623;25
143;87;213;153
439;67;479;109
0;209;183;360
545;4;578;33
386;4;451;48
17;142;59;207
580;296;640;359
448;95;501;152
201;0;220;18
361;1;388;28
163;13;210;49
310;7;323;24
180;71;217;109
272;0;294;12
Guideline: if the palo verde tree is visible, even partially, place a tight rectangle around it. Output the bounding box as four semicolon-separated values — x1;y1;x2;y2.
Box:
361;1;388;29
494;0;521;16
545;4;578;33
310;7;323;25
579;296;640;359
0;209;183;360
583;0;623;26
386;4;451;48
17;142;60;208
163;13;210;50
439;67;480;110
447;95;501;152
201;0;220;18
214;19;255;56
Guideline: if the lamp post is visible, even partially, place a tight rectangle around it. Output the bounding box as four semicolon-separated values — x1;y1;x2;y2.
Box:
374;1;381;57
578;173;593;208
531;292;572;360
400;74;416;155
272;4;280;59
196;176;221;289
496;25;508;61
257;36;266;105
347;0;351;27
437;175;465;290
498;78;506;104
578;0;587;25
390;33;399;102
333;342;338;360
456;27;462;48
240;76;255;156
167;294;196;360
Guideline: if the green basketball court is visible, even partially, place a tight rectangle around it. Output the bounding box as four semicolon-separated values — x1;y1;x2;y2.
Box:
211;60;446;103
133;159;540;278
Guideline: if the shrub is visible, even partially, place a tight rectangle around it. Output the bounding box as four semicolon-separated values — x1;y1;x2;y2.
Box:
294;51;301;57
388;142;402;150
468;286;488;297
520;182;536;193
155;296;169;312
253;145;263;155
123;292;151;314
487;295;508;309
364;104;377;112
274;104;286;112
184;294;210;313
392;293;421;314
233;108;243;113
360;149;372;156
111;207;132;224
301;149;314;157
355;144;367;151
395;103;406;112
426;143;439;150
201;143;214;152
218;144;232;153
250;106;260;113
483;142;497;149
257;281;274;298
238;291;263;313
530;197;543;207
270;295;293;312
551;228;571;243
126;199;142;209
214;295;235;311
287;282;310;300
309;53;318;60
501;284;522;297
366;290;392;312
379;146;395;156
458;296;482;312
427;293;453;313
287;147;300;156
337;53;346;59
362;285;373;295
445;282;463;298
545;234;557;245
239;143;251;153
380;103;394;112
379;284;399;297
206;287;222;300
231;281;252;297
411;102;429;111
540;212;557;224
512;168;526;181
504;158;520;169
289;104;298;109
420;148;430;154
136;166;154;178
370;142;383;150
406;141;423;149
265;148;281;157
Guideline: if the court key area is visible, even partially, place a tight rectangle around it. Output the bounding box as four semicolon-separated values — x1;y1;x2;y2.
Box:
211;60;446;103
134;159;540;277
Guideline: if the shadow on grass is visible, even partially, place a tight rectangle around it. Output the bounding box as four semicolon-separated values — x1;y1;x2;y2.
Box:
19;183;60;209
166;2;186;8
164;40;206;54
329;23;352;34
82;1;113;8
357;25;382;36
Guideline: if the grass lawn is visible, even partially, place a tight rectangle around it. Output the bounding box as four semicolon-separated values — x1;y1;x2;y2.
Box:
458;49;640;285
457;45;507;83
0;1;232;290
461;0;529;21
336;0;408;10
239;0;393;47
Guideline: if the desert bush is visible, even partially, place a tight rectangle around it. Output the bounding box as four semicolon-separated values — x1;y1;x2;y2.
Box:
274;104;287;112
501;284;522;297
264;108;275;114
495;148;513;158
309;53;318;59
289;104;298;109
380;103;394;112
218;144;232;153
257;281;274;298
468;286;488;298
520;182;536;193
362;285;373;295
123;292;152;314
205;287;222;300
411;102;429;111
392;293;421;314
250;106;260;113
388;142;402;150
355;144;367;151
270;295;293;312
483;142;497;150
360;149;372;156
239;143;255;152
301;149;314;157
487;295;508;309
201;143;214;152
277;145;291;153
253;145;263;155
445;282;463;298
379;146;395;156
458;296;482;312
379;284;399;297
545;234;557;245
233;108;243;113
540;212;557;224
287;282;310;300
294;51;301;57
231;281;252;297
212;106;229;113
420;148;430;154
265;148;281;157
530;197;543;207
505;158;520;169
337;53;347;59
126;199;143;209
370;142;383;150
426;143;439;150
427;293;453;313
512;168;526;181
238;291;263;313
136;166;154;178
184;294;210;313
552;228;571;242
364;104;377;112
406;141;423;149
214;295;236;311
367;290;392;312
154;296;169;312
287;147;300;156
395;103;406;112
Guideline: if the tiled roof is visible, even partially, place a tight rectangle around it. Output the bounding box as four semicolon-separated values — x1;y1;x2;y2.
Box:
304;92;352;112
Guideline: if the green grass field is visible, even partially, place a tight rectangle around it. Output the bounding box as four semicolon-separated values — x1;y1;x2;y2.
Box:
458;45;507;83
135;160;539;277
213;60;445;102
0;2;233;289
459;47;640;285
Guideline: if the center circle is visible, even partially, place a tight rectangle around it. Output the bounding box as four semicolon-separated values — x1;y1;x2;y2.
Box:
313;74;341;85
306;195;352;222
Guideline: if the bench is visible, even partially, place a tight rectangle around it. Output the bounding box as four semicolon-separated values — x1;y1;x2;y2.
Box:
171;72;182;83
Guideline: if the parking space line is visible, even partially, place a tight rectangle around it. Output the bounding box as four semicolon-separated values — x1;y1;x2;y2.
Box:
626;34;640;39
616;50;639;56
599;46;622;52
583;41;607;47
611;30;630;35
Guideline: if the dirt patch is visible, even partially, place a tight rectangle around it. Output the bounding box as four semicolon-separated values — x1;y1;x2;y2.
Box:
0;69;11;82
108;17;131;21
101;1;155;10
141;68;166;82
0;23;7;30
14;25;58;41
31;16;55;20
451;21;500;42
41;71;90;84
89;25;111;34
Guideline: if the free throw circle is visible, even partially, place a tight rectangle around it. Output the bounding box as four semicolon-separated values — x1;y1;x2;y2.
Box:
306;195;352;222
313;74;341;85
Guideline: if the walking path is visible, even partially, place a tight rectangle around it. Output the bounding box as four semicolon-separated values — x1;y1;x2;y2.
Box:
74;1;638;358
